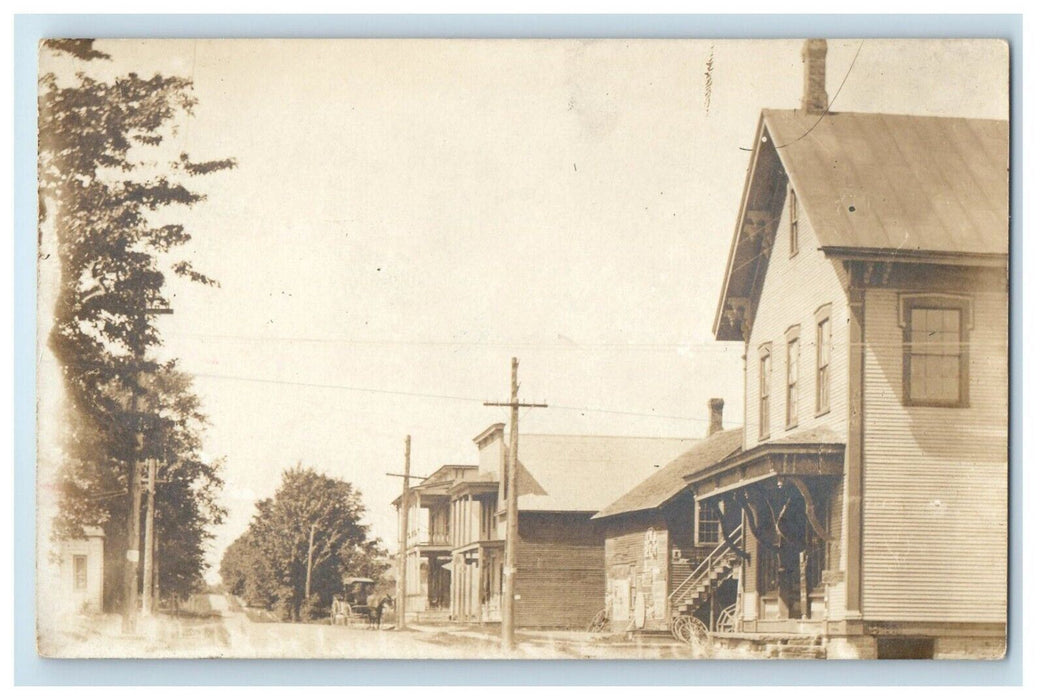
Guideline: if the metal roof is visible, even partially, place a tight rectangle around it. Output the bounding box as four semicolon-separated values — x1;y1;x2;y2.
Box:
514;434;698;513
593;429;743;520
763;109;1009;258
714;109;1009;340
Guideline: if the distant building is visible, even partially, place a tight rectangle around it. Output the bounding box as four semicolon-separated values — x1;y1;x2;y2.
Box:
392;464;471;621
57;526;105;614
593;400;742;634
396;425;696;628
700;40;1008;659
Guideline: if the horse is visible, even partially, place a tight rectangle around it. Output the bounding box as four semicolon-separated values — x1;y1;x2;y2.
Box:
366;594;393;630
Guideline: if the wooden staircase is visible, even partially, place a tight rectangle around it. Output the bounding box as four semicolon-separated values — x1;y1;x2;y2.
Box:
670;525;742;616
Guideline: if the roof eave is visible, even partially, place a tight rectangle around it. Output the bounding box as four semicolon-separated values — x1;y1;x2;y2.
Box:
591;504;661;521
683;441;846;488
819;246;1009;267
713;112;770;341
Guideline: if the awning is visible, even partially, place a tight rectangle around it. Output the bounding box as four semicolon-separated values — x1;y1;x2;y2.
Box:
684;430;845;500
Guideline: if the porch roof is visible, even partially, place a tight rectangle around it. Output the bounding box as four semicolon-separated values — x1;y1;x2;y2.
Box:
684;426;845;500
593;429;743;519
447;474;499;497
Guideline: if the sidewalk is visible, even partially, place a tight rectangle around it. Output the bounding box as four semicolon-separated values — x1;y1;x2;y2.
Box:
408;622;695;659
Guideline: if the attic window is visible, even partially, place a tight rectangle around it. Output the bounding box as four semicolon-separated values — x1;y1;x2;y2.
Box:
788;187;799;257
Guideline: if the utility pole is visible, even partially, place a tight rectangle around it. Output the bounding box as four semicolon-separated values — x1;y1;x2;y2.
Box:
305;521;318;600
397;435;411;630
121;305;172;635
141;456;157;617
385;438;425;632
484;357;546;651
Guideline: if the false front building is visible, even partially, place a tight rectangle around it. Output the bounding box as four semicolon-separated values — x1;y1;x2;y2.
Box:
700;41;1009;659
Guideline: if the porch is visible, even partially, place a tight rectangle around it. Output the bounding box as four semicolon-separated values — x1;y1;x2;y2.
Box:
684;436;845;636
450;540;505;624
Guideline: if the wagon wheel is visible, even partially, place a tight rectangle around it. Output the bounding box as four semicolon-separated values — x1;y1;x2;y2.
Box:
672;618;689;643
587;608;609;633
672;615;708;645
716;604;738;633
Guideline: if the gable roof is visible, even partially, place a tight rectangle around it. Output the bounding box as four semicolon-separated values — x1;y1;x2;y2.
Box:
714;109;1009;340
593;429;743;520
515;434;698;513
766;110;1009;257
391;464;476;506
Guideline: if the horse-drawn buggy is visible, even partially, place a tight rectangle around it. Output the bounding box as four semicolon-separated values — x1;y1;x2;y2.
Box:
330;577;393;629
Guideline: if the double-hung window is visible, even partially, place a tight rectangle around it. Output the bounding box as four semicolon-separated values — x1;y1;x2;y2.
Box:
786;326;800;429
758;343;772;439
788;187;799;257
73;555;87;590
902;295;970;407
697;501;720;545
815;304;831;415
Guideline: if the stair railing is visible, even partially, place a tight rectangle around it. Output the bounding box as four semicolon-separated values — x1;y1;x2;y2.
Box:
669;524;743;606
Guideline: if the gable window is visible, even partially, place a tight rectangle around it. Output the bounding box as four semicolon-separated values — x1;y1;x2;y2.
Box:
788;187;799;257
697;501;720;545
901;295;971;407
815;304;832;415
786;326;800;429
758;343;772;440
73;555;87;590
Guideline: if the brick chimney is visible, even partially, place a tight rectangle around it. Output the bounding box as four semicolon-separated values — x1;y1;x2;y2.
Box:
802;39;828;114
707;398;724;436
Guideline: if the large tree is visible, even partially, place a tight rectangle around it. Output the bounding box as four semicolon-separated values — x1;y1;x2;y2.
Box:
219;466;387;621
38;39;233;609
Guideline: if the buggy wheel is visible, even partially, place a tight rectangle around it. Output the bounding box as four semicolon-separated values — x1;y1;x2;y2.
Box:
672;615;708;645
587;608;609;633
715;604;738;633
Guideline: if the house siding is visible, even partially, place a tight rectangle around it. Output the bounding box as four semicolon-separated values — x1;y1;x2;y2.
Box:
516;512;605;628
603;512;674;632
744;194;851;450
826;485;846;620
861;284;1008;623
59;534;104;614
741;192;854;620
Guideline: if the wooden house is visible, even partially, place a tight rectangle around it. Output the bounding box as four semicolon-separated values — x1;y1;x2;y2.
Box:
449;423;696;628
593;401;742;634
690;40;1009;659
391;464;471;621
57;526;105;614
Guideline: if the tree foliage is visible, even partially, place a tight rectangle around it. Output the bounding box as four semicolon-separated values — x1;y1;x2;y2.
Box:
219;466;388;621
39;39;234;608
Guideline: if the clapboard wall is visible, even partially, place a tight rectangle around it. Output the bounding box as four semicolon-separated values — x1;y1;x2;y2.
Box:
742;192;851;451
861;274;1008;623
516;511;605;629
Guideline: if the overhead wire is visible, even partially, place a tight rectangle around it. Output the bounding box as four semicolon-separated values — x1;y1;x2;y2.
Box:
188;370;743;427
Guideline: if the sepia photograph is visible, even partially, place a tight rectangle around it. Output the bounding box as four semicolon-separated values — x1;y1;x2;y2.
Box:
34;36;1010;661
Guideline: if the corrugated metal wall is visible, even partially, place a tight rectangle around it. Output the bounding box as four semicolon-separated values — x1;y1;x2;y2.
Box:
861;285;1008;622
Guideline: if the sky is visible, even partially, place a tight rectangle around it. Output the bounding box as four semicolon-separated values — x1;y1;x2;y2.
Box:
36;38;1008;580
